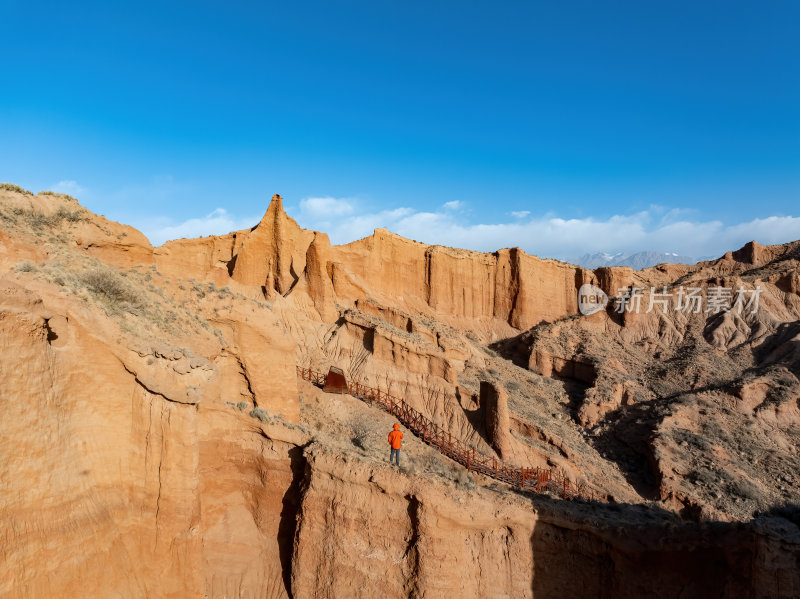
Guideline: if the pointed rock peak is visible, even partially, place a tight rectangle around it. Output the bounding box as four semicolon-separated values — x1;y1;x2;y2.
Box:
258;193;288;226
266;193;284;215
249;192;307;239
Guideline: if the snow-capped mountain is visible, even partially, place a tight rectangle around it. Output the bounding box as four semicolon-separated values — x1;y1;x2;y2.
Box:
574;250;700;270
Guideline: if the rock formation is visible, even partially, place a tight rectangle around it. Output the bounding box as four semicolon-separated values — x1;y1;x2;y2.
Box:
1;185;800;598
480;380;512;458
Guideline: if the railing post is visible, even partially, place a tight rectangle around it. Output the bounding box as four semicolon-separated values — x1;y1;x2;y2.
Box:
294;362;600;499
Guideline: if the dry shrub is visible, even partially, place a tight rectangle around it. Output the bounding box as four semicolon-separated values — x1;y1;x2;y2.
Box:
0;183;32;195
350;413;371;449
250;407;271;423
39;190;79;202
79;266;145;314
19;207;84;230
14;260;37;273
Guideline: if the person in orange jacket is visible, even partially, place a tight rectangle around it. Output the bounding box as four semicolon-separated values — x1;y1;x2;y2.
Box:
388;423;403;466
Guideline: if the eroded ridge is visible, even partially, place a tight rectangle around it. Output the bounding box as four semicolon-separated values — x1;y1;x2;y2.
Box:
297;366;600;501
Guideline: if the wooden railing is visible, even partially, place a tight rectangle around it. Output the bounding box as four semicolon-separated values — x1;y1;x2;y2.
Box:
296;366;599;502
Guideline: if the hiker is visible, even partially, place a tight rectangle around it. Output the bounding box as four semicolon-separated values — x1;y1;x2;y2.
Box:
388;423;403;466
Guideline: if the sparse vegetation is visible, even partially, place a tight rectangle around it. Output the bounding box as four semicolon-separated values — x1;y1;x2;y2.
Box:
56;207;84;222
0;183;32;195
14;260;37;273
250;407;271;422
454;467;476;489
39;190;79;202
247;406;307;434
24;250;219;342
79;266;146;314
192;280;207;298
7;206;85;231
236;401;249;411
349;414;370;449
483;346;499;358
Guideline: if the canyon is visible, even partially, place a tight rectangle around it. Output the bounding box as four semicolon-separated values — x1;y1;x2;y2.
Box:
1;184;799;598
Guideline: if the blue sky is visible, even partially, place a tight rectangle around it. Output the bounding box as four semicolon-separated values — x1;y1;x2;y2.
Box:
1;0;798;258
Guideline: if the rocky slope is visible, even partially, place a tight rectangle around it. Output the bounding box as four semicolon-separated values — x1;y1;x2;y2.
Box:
501;240;800;520
1;183;799;598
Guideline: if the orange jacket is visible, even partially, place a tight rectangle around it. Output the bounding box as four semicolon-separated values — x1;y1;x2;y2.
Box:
388;426;403;449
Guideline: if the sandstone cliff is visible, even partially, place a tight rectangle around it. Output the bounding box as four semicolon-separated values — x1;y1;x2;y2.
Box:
2;185;800;598
152;194;614;337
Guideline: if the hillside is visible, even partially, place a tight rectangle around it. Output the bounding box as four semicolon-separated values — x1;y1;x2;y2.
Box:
1;184;799;598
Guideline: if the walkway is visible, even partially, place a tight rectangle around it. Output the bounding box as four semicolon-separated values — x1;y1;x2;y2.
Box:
297;367;599;502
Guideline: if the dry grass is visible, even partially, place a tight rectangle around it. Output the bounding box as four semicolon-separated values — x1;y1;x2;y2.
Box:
250;407;270;422
349;413;371;449
14;260;37;273
78;266;146;314
0;182;32;195
27;251;222;344
300;380;477;489
0;204;84;232
38;190;79;202
247;405;310;434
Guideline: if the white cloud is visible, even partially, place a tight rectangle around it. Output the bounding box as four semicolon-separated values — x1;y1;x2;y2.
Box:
136;195;800;261
293;200;800;261
299;196;355;218
141;208;259;246
442;200;463;210
50;180;86;196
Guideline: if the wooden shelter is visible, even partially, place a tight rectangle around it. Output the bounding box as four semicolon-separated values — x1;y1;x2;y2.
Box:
322;366;348;394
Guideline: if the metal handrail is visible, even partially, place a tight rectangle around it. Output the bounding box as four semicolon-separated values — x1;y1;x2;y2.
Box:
296;366;599;502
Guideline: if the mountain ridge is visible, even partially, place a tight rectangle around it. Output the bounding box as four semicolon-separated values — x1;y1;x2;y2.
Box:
1;184;799;598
